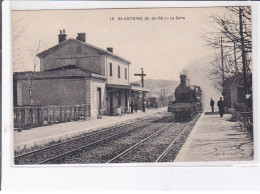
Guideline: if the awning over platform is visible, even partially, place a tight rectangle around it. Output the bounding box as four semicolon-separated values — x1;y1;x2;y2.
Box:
105;84;149;93
106;84;131;90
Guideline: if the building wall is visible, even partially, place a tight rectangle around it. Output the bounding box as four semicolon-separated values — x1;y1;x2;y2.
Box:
237;86;246;103
39;40;130;86
89;78;106;117
227;83;248;108
35;39;131;116
85;78;91;106
16;81;23;106
228;84;247;108
225;88;232;108
40;42;103;75
15;77;108;117
17;78;86;106
106;55;130;86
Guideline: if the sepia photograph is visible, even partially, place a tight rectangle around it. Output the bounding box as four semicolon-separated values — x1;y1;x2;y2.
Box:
11;6;253;165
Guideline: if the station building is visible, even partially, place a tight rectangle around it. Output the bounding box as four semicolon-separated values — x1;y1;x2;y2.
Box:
224;73;252;109
13;30;148;117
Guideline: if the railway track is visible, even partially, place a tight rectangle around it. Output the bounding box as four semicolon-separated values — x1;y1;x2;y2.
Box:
157;116;199;162
15;113;170;165
106;121;176;163
106;117;198;163
15;112;199;164
61;115;176;164
155;119;196;162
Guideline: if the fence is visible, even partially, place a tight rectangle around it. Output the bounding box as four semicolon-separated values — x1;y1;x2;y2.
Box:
231;102;253;131
14;104;91;130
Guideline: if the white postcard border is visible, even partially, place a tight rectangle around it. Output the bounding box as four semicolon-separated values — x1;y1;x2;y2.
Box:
2;1;260;190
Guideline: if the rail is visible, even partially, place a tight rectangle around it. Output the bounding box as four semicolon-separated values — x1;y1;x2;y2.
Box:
13;104;91;130
14;114;162;164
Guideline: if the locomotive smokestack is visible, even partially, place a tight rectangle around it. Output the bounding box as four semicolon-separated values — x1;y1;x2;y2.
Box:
180;74;187;86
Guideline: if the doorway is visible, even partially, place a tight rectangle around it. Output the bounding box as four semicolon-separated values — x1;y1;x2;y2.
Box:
125;91;128;110
97;88;102;114
109;92;113;115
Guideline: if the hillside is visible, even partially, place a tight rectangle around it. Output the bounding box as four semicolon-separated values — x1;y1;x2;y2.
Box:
131;79;179;98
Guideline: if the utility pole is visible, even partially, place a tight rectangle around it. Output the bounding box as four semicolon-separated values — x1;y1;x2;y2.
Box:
160;87;167;107
134;68;146;112
220;36;225;101
160;87;166;100
234;42;238;75
239;6;248;97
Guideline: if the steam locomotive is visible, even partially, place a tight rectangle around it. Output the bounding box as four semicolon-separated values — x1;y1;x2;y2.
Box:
170;75;202;121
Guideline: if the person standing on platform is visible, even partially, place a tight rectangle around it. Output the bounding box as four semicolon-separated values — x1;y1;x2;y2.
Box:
210;98;215;113
130;102;134;113
134;102;138;113
147;101;150;109
142;101;146;112
217;97;225;117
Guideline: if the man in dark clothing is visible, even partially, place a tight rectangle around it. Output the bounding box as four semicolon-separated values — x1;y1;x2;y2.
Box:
134;102;138;113
142;101;146;112
210;98;215;112
217;97;225;117
155;101;158;110
130;102;134;113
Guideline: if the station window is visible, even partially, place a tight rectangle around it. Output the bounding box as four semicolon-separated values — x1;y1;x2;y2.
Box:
110;63;113;76
125;68;127;80
118;66;120;78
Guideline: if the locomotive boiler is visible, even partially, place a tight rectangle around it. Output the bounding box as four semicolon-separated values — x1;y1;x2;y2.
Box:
171;75;202;121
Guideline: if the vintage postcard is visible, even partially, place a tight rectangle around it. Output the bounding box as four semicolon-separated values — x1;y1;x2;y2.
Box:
11;6;254;166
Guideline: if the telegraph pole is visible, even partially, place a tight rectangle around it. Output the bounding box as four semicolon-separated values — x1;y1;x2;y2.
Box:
239;7;248;96
160;87;166;100
234;42;238;75
134;68;146;112
220;36;225;101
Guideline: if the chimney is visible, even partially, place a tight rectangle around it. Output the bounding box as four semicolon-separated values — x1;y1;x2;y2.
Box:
76;33;86;42
58;29;67;43
106;47;113;53
180;74;187;86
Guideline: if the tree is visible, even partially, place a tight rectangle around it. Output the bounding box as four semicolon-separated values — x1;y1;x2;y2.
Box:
204;6;252;97
12;19;43;105
27;39;41;105
29;39;41;73
12;19;26;71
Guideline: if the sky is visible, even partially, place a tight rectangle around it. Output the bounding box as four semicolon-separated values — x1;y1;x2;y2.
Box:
12;7;227;101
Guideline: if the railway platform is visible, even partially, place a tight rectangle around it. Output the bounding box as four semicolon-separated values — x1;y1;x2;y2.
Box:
175;109;254;162
14;107;167;151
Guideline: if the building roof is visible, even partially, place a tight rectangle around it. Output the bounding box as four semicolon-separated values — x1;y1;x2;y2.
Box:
37;38;131;64
14;67;107;80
